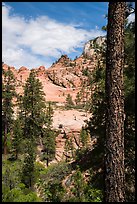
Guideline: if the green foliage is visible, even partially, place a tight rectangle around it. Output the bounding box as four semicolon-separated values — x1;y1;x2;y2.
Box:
22;70;47;142
34;162;46;182
36;162;71;202
85;188;102;202
11;118;23;159
2;155;41;202
3;185;41;202
43;181;66;202
86;18;135;202
41;128;56;165
2;67;16;125
87;61;106;144
65;93;74;109
46;101;54;128
6;132;12;153
2;66;17;155
75;91;81;105
2;70;57;200
64;137;74;162
80;127;89;148
2;159;22;190
82;67;90;76
102;25;107;31
38;101;56;166
70;168;86;202
75;148;86;161
65;166;103;202
3;159;34;202
21;143;35;188
41;162;71;182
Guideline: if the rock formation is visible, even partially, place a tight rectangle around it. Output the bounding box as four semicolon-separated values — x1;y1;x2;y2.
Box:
2;36;105;162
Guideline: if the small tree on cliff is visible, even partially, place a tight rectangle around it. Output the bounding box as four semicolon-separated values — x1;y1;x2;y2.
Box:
65;94;74;108
80;127;89;149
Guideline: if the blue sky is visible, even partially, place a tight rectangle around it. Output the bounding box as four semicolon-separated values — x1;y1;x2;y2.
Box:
5;2;108;29
2;2;135;69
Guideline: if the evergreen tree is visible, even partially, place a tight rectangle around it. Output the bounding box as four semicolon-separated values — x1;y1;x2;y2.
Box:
17;94;25;121
80;127;89;148
11;118;23;160
21;70;47;187
21;142;35;188
22;70;46;143
41;102;56;166
21;70;56;168
42;128;56;166
85;3;135;202
64;135;75;162
65;94;74;108
75;92;81;105
2;66;16;156
46;102;54;128
70;167;86;202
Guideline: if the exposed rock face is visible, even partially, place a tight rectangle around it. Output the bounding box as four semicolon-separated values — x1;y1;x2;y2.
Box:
83;36;106;58
52;109;92;162
95;36;106;46
18;66;28;73
2;37;104;163
36;66;46;77
2;36;104;100
46;53;96;91
2;63;16;75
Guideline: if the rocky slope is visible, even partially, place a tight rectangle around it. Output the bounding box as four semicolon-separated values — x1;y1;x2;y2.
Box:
2;36;105;162
3;36;106;101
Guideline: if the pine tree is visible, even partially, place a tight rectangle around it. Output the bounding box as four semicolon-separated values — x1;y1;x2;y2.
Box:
11;118;23;160
2;66;16;156
22;70;46;142
21;70;47;186
75;92;81;105
80;127;89;148
42;128;56;166
41;102;56;166
65;94;74;108
21;141;35;188
85;3;134;202
70;167;86;202
64;135;75;162
105;2;126;202
46;102;54;128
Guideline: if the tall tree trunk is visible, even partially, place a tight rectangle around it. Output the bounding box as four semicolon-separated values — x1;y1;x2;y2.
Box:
4;118;7;156
46;150;49;167
105;2;126;202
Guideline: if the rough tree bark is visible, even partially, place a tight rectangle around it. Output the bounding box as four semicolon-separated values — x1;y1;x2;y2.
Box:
105;2;126;202
4;119;7;156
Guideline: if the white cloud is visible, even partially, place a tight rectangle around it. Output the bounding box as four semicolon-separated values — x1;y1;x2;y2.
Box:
127;13;135;23
2;3;105;69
